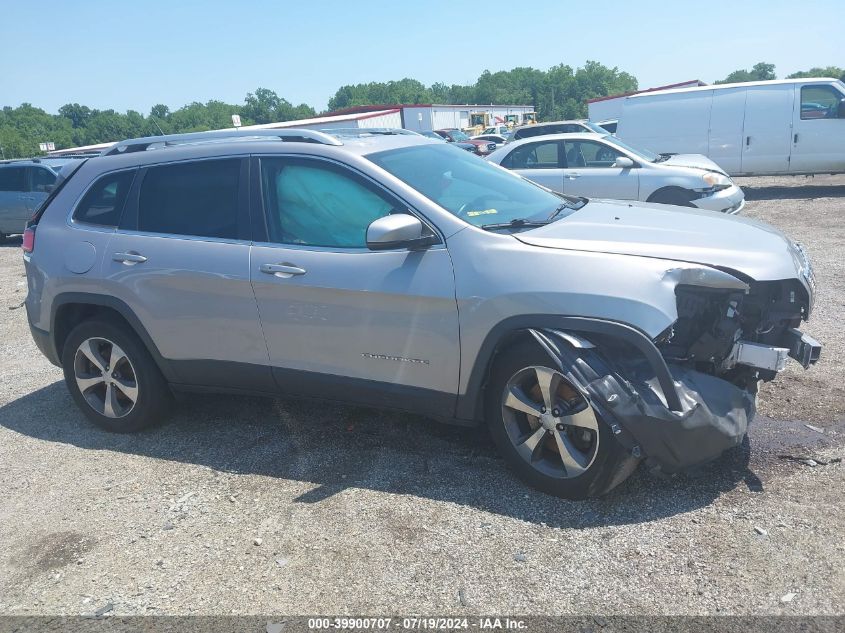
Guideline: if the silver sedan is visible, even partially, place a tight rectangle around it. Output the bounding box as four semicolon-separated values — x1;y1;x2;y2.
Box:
485;132;745;214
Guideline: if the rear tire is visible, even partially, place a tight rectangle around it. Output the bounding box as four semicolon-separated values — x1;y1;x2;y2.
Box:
485;342;638;499
61;319;171;432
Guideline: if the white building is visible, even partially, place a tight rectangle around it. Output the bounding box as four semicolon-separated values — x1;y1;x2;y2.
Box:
324;104;536;132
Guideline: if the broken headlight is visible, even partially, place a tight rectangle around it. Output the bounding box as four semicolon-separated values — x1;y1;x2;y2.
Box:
791;241;816;314
697;172;732;192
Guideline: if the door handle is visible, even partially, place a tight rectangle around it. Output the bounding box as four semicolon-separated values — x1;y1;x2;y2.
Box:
567;172;581;179
794;133;799;144
746;136;751;147
260;262;307;278
113;252;147;265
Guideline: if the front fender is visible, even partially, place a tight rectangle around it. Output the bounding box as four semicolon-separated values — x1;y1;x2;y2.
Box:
455;315;683;421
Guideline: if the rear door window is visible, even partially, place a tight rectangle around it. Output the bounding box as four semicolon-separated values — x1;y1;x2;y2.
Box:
30;167;57;193
563;140;622;168
0;167;27;192
74;170;136;227
502;141;561;169
137;159;242;239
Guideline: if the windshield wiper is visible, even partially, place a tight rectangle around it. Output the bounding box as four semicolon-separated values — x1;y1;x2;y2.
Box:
481;218;549;231
653;153;674;163
547;198;588;221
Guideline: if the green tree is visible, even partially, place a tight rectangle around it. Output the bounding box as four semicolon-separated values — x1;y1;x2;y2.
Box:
243;88;315;124
327;78;432;110
58;103;93;129
325;61;637;121
716;62;776;84
787;66;845;81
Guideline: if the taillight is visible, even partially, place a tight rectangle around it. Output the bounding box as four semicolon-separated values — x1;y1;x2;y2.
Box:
22;227;35;254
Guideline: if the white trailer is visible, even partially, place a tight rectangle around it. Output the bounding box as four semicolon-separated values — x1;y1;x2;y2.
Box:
615;78;845;176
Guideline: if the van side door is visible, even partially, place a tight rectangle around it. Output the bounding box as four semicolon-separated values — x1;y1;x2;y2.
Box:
740;84;794;175
790;83;845;174
707;87;746;175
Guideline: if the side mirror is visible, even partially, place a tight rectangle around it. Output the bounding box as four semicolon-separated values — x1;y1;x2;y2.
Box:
614;156;635;169
367;214;439;251
838;98;845;119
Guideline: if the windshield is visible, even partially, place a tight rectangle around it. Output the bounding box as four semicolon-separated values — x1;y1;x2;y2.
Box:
604;137;660;162
583;121;610;134
447;130;470;141
368;143;581;228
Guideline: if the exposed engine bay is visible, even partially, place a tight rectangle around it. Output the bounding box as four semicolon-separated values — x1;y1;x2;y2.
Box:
526;273;821;474
656;278;820;387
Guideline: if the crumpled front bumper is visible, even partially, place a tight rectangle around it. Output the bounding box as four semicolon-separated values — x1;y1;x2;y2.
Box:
692;184;745;214
530;328;755;474
588;365;755;473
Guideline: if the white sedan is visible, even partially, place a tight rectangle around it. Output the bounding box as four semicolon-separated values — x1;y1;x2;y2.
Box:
485;132;745;214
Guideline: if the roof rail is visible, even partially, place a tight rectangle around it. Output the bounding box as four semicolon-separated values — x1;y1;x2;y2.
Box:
319;127;419;137
102;128;343;156
0;157;41;165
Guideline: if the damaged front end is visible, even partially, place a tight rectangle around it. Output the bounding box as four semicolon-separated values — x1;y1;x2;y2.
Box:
527;265;821;473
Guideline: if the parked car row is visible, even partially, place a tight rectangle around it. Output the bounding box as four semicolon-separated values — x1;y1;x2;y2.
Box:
433;128;498;155
22;126;819;500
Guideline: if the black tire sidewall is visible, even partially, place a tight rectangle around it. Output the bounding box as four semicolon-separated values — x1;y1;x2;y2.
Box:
61;319;169;432
485;342;633;499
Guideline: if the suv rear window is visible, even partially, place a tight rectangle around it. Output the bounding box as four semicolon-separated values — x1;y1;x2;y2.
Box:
74;170;136;227
137;159;240;239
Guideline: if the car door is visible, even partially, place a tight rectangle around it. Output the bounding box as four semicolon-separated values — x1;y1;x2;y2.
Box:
500;140;565;192
249;155;460;417
104;157;273;391
790;83;845;174
0;166;31;234
561;139;639;200
740;84;793;174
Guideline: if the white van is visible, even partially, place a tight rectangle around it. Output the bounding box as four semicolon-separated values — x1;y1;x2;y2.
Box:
615;78;845;176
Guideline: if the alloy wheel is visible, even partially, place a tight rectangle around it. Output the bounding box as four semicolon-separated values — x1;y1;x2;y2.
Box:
501;365;600;478
73;337;139;418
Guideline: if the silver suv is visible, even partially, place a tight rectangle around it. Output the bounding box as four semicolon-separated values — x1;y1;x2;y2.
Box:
23;128;821;499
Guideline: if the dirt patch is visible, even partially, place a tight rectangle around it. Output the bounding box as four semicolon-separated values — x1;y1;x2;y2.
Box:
13;531;96;573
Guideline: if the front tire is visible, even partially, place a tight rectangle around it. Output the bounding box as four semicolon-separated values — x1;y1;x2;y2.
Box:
61;319;171;432
486;342;638;499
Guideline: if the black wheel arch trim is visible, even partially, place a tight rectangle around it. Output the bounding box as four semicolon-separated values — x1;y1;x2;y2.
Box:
49;292;177;382
456;315;683;421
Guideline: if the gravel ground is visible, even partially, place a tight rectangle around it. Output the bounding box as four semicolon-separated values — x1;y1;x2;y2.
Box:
0;176;843;618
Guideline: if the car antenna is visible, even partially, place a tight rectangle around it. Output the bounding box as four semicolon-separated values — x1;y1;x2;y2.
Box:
149;116;165;136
